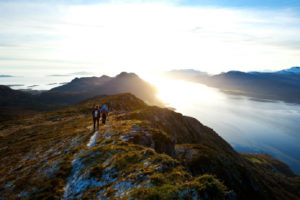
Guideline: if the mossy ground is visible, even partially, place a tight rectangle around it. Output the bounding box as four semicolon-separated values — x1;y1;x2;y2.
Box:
0;93;299;200
0;94;228;199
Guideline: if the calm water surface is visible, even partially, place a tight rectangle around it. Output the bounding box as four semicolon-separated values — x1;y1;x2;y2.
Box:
154;79;300;174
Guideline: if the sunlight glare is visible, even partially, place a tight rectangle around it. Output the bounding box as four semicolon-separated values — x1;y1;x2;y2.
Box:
142;74;224;108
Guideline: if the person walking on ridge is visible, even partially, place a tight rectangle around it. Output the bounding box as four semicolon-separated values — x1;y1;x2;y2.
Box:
92;105;100;130
100;104;109;125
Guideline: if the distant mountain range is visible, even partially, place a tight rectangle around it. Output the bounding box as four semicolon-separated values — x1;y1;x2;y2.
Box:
277;67;300;74
166;67;300;104
0;72;161;121
0;75;14;78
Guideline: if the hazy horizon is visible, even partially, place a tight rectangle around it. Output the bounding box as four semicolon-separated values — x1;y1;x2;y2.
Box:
1;0;300;76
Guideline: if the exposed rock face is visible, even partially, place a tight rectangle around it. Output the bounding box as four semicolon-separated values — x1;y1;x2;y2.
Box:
0;93;299;200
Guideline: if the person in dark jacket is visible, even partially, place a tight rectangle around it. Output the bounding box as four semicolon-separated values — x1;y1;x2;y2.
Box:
100;104;109;125
92;105;100;130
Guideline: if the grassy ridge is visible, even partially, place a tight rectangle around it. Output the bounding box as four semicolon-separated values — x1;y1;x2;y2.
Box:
0;93;299;199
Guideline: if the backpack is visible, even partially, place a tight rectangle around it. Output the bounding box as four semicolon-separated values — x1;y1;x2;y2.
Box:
94;110;99;118
101;105;108;115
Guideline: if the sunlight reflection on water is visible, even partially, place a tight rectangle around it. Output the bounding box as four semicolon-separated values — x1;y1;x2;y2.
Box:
146;76;300;174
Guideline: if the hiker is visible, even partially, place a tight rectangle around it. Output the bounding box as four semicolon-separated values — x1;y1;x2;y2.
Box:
100;104;109;125
92;105;100;130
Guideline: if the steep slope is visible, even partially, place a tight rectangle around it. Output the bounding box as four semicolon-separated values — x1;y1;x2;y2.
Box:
0;94;299;200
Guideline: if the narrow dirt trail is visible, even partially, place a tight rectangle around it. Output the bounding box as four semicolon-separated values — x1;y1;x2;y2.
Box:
62;119;113;200
62;130;100;199
87;130;100;148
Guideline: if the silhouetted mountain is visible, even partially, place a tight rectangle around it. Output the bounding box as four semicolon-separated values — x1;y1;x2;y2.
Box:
0;85;89;121
166;67;300;104
277;66;300;74
0;72;161;121
0;93;299;199
50;72;161;105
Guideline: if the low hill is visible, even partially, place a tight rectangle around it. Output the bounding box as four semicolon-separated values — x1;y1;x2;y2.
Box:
0;93;299;199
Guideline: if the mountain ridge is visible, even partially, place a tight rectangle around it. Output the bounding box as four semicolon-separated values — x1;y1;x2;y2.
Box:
0;72;162;121
165;67;300;104
0;93;299;199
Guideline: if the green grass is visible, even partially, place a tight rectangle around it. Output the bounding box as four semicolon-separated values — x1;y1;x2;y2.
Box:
246;157;266;164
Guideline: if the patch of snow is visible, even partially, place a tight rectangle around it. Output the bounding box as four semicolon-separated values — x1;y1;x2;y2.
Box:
18;191;29;198
101;168;118;184
120;133;134;142
86;125;93;130
3;182;15;190
114;180;135;198
45;161;61;178
97;191;109;200
63;131;100;199
120;135;128;142
144;161;151;167
103;135;111;140
45;147;54;155
69;136;81;148
87;131;99;148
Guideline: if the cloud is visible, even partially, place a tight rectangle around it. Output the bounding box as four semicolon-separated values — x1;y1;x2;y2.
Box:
48;71;94;77
0;1;300;74
70;71;94;76
0;75;14;77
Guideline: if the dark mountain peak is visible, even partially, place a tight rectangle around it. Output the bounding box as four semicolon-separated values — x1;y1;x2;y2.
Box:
116;72;139;79
216;70;256;79
100;75;111;79
225;70;247;75
0;85;28;96
47;72;161;106
71;76;99;82
289;66;300;70
0;85;15;96
71;77;80;82
227;70;242;73
0;85;12;91
278;66;300;74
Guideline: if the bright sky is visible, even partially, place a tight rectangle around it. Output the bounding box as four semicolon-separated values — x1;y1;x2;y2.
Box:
1;0;300;76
